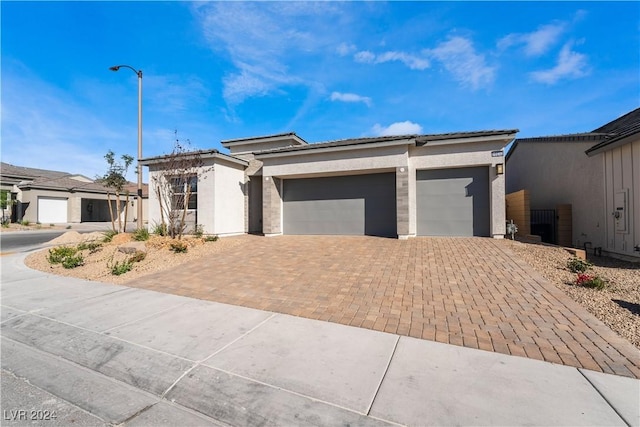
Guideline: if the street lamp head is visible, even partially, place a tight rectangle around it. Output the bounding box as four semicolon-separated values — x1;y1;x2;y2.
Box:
109;66;121;72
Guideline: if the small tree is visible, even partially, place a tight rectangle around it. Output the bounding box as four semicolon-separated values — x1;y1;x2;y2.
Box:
0;190;16;225
97;150;134;233
152;132;211;239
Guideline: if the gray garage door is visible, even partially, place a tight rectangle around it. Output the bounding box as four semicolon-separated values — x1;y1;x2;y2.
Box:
283;173;396;237
417;167;490;237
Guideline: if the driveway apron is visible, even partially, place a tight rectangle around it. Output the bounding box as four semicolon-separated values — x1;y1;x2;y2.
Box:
127;235;640;379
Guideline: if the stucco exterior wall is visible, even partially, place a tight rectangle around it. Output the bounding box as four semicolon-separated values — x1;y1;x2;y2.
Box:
213;160;246;236
506;142;605;249
602;138;640;258
16;189;117;223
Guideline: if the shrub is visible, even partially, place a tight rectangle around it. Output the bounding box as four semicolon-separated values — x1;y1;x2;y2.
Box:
20;219;30;226
132;228;150;241
194;224;204;238
61;254;84;269
102;230;118;243
76;241;102;253
48;246;78;264
128;251;146;263
1;218;10;228
567;257;592;273
66;225;72;229
151;222;167;236
204;235;219;242
576;273;606;290
169;241;188;253
110;260;133;276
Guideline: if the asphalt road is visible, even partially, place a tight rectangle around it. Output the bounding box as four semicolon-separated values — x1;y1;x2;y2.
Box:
0;231;68;252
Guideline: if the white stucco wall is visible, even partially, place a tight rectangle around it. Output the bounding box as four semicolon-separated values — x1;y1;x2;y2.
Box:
506;142;605;249
213;160;246;236
601;138;640;258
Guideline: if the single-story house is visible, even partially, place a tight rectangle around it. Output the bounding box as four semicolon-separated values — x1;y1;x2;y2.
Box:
506;107;639;260
142;129;517;239
0;162;148;224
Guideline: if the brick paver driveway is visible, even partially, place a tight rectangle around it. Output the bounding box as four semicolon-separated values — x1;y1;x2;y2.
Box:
128;235;640;378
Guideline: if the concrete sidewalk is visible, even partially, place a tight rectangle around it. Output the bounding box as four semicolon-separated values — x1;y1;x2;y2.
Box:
1;252;638;426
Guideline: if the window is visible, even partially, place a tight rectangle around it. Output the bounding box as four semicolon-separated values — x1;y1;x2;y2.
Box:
169;175;197;210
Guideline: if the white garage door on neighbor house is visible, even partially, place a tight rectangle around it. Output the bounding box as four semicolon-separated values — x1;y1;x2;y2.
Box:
37;197;68;223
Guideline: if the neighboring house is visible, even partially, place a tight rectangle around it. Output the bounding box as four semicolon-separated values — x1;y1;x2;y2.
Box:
506;107;640;260
0;162;148;224
143;129;517;239
585;108;640;259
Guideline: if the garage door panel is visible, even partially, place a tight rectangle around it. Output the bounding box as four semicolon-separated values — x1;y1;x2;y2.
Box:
417;167;489;237
38;197;68;224
283;173;396;237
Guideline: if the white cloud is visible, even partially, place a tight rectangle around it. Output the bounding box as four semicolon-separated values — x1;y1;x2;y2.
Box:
372;121;423;136
193;2;344;106
330;91;372;107
529;41;589;84
337;42;356;56
498;22;566;56
425;36;495;90
354;50;429;70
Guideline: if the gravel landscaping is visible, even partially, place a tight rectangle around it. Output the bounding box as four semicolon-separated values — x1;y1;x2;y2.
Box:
503;239;639;349
23;232;639;350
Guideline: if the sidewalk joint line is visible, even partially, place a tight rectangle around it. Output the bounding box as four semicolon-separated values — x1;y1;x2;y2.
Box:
160;312;278;399
577;368;632;427
366;334;400;416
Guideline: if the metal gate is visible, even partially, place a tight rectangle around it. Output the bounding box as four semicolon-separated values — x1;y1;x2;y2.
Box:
530;209;556;244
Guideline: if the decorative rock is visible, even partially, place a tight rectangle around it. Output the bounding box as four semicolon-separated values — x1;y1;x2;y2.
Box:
118;242;147;254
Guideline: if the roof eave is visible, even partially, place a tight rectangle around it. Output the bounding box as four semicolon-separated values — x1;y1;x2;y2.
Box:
255;138;413;159
140;151;248;167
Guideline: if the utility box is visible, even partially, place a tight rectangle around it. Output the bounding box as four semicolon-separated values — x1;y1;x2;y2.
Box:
614;189;629;234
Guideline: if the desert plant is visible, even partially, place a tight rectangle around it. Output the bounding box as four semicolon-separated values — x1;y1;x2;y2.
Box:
66;225;72;229
47;246;78;264
61;254;84;269
204;235;219;242
193;224;204;238
128;251;147;263
567;257;592;273
102;230;118;243
110;260;133;276
576;273;606;290
20;219;30;226
1;218;9;228
76;241;102;253
169;241;188;253
132;228;150;241
96;150;133;233
151;222;167;236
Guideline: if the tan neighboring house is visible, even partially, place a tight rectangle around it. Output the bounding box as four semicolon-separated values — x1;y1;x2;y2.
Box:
0;162;148;224
506;107;640;260
143;129;517;239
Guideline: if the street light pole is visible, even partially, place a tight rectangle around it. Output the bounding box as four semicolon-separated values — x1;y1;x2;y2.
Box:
109;65;143;230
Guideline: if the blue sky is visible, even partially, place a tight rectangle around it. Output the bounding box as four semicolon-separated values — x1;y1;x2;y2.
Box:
2;1;638;181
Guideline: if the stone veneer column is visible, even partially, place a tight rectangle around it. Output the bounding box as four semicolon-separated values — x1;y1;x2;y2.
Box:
262;176;282;236
396;166;410;239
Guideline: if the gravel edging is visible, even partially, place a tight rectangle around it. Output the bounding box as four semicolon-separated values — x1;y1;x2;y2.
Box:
502;239;640;349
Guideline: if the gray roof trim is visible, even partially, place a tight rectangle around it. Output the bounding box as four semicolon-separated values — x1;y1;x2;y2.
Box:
505;132;608;162
586;122;640;156
255;129;518;158
140;149;249;167
221;132;308;147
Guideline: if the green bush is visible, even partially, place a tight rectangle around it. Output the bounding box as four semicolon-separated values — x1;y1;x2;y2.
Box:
151;222;167;236
20;219;30;226
169;241;188;253
48;246;78;264
128;251;146;263
1;218;10;228
193;224;204;238
102;230;118;243
132;228;150;241
576;273;606;290
62;254;84;269
567;257;592;273
76;241;102;253
110;260;133;275
204;235;219;242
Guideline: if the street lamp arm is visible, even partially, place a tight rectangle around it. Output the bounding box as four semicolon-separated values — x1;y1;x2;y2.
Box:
109;65;142;78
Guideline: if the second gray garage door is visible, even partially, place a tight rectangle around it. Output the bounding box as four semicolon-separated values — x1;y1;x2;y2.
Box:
283;173;396;237
417;167;490;237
